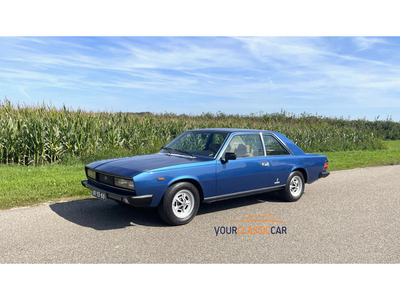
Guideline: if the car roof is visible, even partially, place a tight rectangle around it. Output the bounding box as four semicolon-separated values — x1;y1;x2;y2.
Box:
187;128;277;134
185;128;306;155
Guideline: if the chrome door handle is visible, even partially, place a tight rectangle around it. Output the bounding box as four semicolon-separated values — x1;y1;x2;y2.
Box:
261;162;270;167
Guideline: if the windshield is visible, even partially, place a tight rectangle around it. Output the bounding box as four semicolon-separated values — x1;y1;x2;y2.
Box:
161;131;228;158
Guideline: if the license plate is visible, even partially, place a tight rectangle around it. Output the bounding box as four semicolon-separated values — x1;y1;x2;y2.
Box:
92;190;106;201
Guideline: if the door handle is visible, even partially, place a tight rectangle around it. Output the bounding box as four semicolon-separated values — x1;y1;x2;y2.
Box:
261;162;270;167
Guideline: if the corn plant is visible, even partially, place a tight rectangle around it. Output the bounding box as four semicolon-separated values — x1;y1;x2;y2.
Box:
1;98;398;165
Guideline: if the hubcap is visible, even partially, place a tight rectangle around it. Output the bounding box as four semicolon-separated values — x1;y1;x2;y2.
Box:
290;175;303;197
172;189;194;218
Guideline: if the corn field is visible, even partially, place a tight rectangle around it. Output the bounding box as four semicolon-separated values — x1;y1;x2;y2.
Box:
1;99;397;166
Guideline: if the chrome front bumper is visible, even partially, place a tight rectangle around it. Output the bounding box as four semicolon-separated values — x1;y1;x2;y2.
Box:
81;180;153;207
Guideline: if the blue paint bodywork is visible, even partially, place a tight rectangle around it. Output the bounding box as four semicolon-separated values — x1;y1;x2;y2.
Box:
82;129;329;207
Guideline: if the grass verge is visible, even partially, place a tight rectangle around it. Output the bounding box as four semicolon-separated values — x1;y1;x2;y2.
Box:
324;140;400;171
0;164;90;210
0;140;399;210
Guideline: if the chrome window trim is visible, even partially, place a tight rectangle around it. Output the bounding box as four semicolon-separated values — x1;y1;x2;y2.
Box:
259;132;266;156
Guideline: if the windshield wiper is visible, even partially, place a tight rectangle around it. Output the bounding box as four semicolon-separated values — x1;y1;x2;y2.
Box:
173;148;194;157
161;146;172;154
161;146;194;158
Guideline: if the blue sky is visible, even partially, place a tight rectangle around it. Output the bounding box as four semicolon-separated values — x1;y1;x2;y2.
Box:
1;36;400;121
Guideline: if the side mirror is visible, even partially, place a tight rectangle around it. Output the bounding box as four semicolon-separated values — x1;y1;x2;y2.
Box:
221;152;236;164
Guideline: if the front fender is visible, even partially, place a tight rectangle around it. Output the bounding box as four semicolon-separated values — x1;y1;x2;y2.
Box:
134;173;210;208
167;175;201;188
133;160;216;207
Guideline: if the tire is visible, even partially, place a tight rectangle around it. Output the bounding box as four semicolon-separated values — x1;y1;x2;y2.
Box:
280;171;305;202
158;182;200;226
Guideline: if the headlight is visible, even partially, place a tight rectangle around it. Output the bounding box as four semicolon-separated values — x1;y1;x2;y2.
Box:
114;178;135;190
87;169;96;179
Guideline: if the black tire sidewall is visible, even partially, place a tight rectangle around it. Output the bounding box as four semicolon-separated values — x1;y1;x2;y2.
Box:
158;182;200;225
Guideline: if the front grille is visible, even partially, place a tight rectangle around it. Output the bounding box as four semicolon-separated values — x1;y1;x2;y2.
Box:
98;173;114;186
86;167;134;192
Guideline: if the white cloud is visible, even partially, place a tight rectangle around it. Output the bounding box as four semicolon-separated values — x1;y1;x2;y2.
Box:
352;37;389;51
17;86;31;100
1;36;400;119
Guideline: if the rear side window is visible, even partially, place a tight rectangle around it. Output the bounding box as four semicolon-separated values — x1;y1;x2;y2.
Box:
263;135;290;156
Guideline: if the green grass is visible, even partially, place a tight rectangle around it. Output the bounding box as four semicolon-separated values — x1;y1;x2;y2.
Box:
0;140;399;210
324;140;400;171
0;164;90;209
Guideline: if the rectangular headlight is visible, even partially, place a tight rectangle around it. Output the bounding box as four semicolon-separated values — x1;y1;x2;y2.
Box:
114;178;135;190
87;169;96;180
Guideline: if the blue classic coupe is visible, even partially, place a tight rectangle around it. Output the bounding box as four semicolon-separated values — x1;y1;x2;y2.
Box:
82;129;330;225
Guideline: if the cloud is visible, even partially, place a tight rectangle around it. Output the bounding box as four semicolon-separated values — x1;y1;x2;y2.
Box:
17;86;31;100
352;37;389;51
110;37;252;71
1;36;400;119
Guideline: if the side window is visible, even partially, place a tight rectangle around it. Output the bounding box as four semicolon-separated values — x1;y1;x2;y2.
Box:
226;134;264;158
263;135;290;156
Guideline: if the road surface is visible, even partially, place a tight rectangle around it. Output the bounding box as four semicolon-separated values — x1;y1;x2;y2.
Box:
1;165;399;263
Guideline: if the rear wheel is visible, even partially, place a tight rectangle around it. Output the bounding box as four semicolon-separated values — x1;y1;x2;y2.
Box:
158;182;200;226
280;171;305;202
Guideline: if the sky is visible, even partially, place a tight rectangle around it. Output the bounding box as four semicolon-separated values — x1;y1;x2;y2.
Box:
1;36;400;121
1;0;400;122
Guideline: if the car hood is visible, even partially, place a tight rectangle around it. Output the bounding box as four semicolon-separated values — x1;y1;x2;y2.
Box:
86;153;209;177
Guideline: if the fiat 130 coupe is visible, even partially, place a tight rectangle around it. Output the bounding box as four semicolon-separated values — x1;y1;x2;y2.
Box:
82;129;329;225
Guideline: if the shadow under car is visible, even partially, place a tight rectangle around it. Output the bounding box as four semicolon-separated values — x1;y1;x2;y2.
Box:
50;192;286;230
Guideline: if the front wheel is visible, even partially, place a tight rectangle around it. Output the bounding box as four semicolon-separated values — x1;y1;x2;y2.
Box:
280;171;305;202
158;182;200;226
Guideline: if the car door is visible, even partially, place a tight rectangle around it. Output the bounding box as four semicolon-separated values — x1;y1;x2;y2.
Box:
262;134;293;186
216;133;271;196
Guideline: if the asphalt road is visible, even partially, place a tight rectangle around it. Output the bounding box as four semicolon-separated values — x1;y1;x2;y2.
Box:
1;165;399;263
